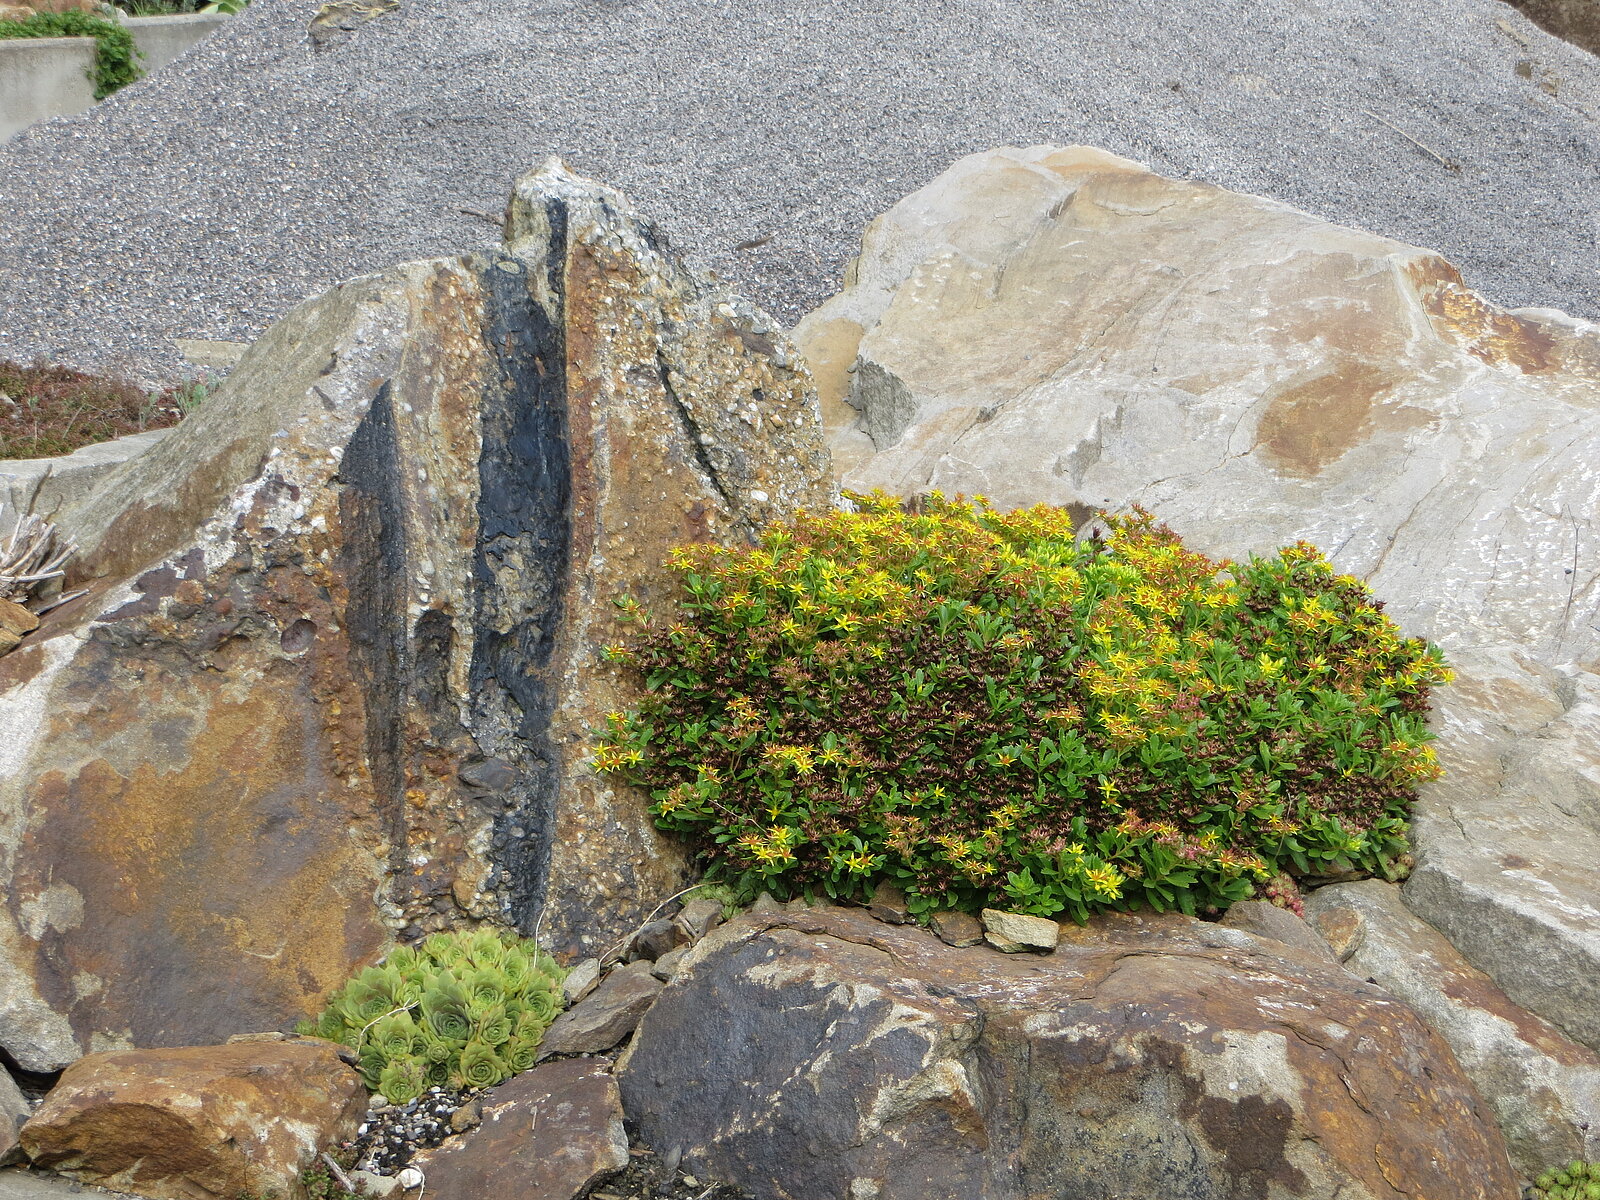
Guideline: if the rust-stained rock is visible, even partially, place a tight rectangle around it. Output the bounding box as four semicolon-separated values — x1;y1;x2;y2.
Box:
1306;880;1600;1177
413;1058;627;1200
0;158;830;1071
795;143;1600;1065
18;1040;365;1199
619;906;1519;1200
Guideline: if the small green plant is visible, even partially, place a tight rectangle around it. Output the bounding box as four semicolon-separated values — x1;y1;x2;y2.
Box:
0;11;141;99
595;492;1451;923
1534;1161;1600;1200
300;927;566;1104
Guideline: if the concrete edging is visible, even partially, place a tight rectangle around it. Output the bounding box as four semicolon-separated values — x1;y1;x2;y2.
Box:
0;12;229;142
1;427;174;530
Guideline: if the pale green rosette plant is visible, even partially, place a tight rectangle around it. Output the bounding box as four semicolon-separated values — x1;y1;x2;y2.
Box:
301;927;567;1104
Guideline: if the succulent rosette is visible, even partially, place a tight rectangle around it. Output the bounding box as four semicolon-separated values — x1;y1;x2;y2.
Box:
299;927;568;1097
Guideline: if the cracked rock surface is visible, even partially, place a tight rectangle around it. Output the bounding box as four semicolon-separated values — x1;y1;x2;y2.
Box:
796;143;1600;1070
618;906;1519;1200
0;159;830;1071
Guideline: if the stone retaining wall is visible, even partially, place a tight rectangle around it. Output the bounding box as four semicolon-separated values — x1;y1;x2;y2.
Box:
0;13;228;143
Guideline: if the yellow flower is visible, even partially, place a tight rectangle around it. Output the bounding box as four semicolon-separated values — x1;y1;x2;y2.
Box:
1084;865;1124;899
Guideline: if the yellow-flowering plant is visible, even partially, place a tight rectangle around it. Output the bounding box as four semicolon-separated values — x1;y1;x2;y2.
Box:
595;492;1450;923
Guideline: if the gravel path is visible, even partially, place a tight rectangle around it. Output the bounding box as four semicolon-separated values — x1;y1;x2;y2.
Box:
0;0;1596;381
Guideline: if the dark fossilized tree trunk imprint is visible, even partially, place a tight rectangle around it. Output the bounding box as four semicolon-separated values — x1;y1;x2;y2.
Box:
472;208;572;934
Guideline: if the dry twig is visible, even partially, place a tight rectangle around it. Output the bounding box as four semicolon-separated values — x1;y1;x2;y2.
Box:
0;513;76;602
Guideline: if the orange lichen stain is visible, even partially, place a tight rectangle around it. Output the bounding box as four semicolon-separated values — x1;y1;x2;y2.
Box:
1406;256;1556;374
1256;361;1422;478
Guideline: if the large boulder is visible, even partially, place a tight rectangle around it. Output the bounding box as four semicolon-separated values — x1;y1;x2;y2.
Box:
619;907;1518;1200
1306;880;1600;1178
0;159;831;1071
18;1040;366;1199
0;0;1598;381
795;143;1600;1059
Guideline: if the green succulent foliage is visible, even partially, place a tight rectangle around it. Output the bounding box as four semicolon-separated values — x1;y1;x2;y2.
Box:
300;928;566;1104
0;11;142;99
1534;1160;1600;1200
596;493;1451;924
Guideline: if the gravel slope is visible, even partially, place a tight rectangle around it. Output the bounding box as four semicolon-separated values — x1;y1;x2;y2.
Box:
0;0;1597;380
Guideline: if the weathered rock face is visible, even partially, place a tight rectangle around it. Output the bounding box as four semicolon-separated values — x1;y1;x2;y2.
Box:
18;1040;366;1199
0;1069;27;1166
414;1058;628;1200
618;907;1518;1200
1306;880;1600;1177
795;143;1600;1060
0;159;831;1071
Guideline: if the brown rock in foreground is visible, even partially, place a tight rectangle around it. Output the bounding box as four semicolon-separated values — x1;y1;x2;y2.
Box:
1306;880;1600;1176
0;158;831;1071
19;1041;365;1199
619;907;1519;1200
414;1058;628;1200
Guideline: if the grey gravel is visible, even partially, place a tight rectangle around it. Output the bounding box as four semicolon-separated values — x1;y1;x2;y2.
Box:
0;0;1597;382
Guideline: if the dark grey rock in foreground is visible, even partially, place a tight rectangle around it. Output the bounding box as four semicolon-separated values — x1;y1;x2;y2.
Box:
0;0;1597;380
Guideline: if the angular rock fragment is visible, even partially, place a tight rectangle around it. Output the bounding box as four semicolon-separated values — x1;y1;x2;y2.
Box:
1306;880;1600;1176
620;908;1518;1200
928;910;983;948
539;961;662;1059
0;160;830;1070
980;908;1058;953
413;1058;628;1200
673;898;724;943
796;143;1600;1059
1219;901;1336;963
19;1041;365;1199
865;881;910;925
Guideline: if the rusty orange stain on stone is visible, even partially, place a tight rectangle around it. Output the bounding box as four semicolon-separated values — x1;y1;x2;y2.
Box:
1256;361;1428;478
1407;257;1556;374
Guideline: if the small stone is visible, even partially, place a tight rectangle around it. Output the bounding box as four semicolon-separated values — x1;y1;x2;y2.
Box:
538;961;663;1059
651;946;687;982
749;892;782;915
865;881;910;925
683;1175;700;1187
980;908;1059;953
1219;901;1336;962
929;910;983;948
396;1166;425;1189
628;918;685;962
562;958;602;1006
674;898;725;942
449;1101;481;1133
